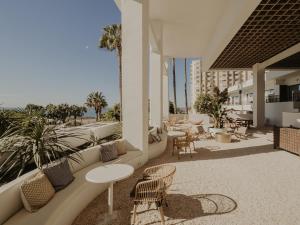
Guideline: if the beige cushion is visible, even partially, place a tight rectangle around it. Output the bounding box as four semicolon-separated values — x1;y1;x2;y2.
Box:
20;173;55;212
115;140;127;155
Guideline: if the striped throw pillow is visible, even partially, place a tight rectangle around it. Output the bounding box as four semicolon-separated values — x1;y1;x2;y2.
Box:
100;143;118;162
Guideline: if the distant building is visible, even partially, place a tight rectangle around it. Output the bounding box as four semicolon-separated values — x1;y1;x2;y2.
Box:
190;59;253;111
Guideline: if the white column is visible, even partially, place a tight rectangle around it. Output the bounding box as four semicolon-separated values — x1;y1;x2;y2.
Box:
122;0;149;160
252;63;265;128
150;50;163;128
163;60;169;120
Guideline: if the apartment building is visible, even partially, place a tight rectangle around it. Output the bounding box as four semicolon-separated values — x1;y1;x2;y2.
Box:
190;59;253;110
190;59;300;126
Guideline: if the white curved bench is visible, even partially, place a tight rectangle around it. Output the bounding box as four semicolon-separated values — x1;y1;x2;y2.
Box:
148;130;168;160
0;134;167;225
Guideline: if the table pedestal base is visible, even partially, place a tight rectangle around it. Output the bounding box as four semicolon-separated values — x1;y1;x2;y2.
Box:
96;211;119;225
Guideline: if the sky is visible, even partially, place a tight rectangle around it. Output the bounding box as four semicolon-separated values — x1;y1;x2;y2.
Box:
0;0;193;109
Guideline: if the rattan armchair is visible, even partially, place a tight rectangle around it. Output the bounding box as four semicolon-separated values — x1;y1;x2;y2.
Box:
186;129;199;150
132;165;176;225
174;133;192;159
143;164;176;191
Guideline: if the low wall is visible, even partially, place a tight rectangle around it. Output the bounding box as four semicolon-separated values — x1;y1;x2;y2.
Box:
265;102;297;126
59;122;120;148
282;112;300;128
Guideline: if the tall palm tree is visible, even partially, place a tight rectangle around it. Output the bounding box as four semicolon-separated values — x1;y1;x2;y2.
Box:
172;58;177;114
99;24;122;120
86;92;108;121
184;58;188;114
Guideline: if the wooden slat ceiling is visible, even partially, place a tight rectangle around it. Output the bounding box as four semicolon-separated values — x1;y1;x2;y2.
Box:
211;0;300;69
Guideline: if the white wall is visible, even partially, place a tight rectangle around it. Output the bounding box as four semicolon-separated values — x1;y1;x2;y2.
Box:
265;102;297;126
282;112;300;128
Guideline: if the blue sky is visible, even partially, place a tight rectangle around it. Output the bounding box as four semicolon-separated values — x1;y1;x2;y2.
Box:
0;0;193;108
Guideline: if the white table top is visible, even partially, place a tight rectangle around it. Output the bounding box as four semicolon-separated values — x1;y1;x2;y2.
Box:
86;164;134;184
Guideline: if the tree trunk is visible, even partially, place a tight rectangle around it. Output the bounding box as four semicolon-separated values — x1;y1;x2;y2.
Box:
172;58;177;114
74;116;77;126
99;108;102;120
95;108;98;121
184;58;188;114
117;48;122;121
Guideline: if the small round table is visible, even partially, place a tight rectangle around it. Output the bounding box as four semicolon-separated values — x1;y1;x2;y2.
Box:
168;130;186;155
86;164;134;222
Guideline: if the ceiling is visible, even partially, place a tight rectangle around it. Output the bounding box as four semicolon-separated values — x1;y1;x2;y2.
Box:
148;0;261;62
211;0;300;69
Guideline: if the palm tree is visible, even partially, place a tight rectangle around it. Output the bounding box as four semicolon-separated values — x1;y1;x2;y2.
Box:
69;105;87;126
99;24;122;120
172;58;177;114
86;92;108;121
56;103;70;123
0;114;81;183
184;58;188;114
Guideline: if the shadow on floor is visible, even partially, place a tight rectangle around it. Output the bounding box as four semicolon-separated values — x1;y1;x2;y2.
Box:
164;193;237;219
165;144;276;164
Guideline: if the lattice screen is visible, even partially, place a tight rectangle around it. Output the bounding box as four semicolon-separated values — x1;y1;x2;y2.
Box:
211;0;300;69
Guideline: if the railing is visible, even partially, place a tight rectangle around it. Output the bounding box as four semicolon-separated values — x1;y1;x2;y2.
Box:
266;95;280;103
266;93;300;103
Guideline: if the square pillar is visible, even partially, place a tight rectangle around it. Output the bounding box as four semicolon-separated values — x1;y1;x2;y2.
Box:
163;60;169;120
149;50;163;128
122;0;149;159
252;63;265;128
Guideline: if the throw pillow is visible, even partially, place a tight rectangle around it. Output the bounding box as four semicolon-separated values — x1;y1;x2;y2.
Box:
20;172;55;212
115;140;127;155
43;159;74;192
100;143;118;162
151;133;162;143
148;133;155;144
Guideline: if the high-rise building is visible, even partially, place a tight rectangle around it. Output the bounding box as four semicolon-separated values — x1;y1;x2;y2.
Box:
190;60;253;111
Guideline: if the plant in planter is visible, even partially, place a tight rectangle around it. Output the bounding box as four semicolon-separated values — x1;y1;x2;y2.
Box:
194;87;229;129
0;113;82;184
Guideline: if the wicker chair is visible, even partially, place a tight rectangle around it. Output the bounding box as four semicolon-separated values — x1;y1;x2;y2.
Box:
132;165;176;225
234;126;248;139
174;133;192;159
186;129;199;150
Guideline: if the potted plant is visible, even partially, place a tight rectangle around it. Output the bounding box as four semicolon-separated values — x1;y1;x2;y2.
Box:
194;87;229;134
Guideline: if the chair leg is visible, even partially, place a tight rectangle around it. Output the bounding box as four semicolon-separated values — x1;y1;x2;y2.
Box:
158;206;165;225
132;204;137;225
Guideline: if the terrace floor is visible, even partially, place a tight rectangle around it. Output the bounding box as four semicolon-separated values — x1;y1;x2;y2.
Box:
73;129;300;225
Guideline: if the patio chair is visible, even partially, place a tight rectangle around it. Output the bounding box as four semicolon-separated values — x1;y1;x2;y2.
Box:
174;133;192;158
143;164;176;192
234;126;248;139
186;129;199;150
131;165;176;225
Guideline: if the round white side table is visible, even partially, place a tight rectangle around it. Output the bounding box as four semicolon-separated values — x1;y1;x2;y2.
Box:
86;164;134;223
